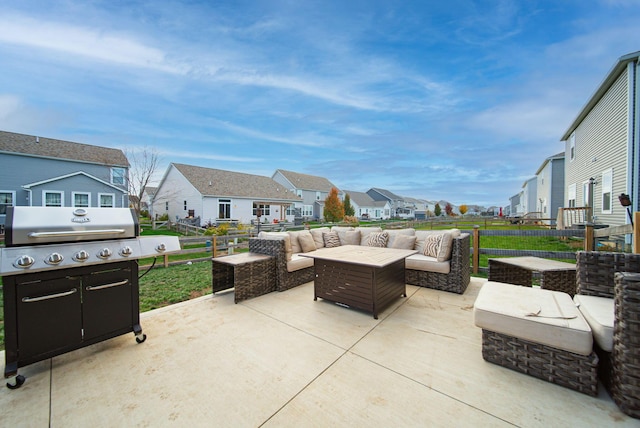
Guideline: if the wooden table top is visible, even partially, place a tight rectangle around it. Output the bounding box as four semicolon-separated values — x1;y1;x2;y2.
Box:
212;252;272;266
489;256;576;272
300;245;417;268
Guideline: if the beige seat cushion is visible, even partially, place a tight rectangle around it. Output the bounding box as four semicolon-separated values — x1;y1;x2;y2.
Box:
405;254;450;274
331;226;355;244
574;294;614;352
474;281;593;356
287;254;314;272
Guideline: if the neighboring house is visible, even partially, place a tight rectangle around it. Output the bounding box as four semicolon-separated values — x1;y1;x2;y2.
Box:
271;169;342;221
343;190;391;220
521;177;538;215
535;152;565;225
153;163;301;226
560;51;640;227
366;188;406;218
509;192;523;216
0;130;129;227
142;186;156;215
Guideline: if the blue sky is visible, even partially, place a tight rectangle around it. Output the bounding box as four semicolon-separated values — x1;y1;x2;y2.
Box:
1;0;639;207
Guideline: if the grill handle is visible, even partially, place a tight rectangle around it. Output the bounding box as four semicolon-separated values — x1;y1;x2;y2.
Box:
28;229;127;238
86;279;129;291
21;288;78;303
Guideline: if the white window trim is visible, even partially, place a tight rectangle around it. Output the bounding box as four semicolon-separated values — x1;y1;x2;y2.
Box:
42;190;64;207
99;193;115;208
567;184;576;208
0;190;15;214
111;167;126;186
72;191;91;208
601;168;613;214
569;132;576;162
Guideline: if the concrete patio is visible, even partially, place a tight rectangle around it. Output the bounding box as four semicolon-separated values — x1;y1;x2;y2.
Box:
0;277;636;427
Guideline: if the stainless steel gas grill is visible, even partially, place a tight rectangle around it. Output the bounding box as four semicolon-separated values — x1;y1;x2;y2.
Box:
0;206;181;389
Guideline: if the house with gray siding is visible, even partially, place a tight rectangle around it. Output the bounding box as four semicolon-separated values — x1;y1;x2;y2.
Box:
343;190;390;220
0;130;129;227
271;169;342;221
535;152;565;225
560;51;640;227
366;188;405;218
153;163;301;226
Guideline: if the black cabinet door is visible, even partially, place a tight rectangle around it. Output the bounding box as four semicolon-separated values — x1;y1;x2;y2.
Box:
16;275;83;359
82;263;134;340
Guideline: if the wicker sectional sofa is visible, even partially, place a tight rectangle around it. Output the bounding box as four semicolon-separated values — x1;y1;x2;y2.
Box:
248;226;470;294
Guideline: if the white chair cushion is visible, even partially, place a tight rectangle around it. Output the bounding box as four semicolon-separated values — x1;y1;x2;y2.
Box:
474;281;593;356
286;254;314;272
405;254;450;274
574;294;614;352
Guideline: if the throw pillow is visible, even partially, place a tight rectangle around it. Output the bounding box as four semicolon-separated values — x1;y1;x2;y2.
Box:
423;234;443;258
288;231;303;253
366;231;389;248
298;231;317;253
323;231;341;248
391;234;417;250
341;230;361;245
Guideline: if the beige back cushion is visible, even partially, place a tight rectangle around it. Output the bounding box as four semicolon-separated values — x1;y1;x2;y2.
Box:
309;227;330;248
297;230;317;253
384;228;415;248
354;227;382;245
331;226;355;244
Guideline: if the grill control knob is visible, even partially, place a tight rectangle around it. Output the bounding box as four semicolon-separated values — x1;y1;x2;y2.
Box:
155;243;167;252
73;250;90;262
119;246;133;257
13;255;35;269
45;252;64;265
97;248;113;259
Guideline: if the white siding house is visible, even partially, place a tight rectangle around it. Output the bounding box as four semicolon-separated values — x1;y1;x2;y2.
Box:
271;169;342;221
560;51;640;227
343;190;391;220
153;163;301;226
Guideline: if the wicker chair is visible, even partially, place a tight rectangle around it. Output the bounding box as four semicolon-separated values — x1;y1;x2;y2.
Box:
405;233;471;294
576;251;640;418
248;238;315;292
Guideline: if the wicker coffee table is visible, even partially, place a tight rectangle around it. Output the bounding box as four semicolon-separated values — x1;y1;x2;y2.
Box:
211;253;275;303
488;256;577;296
300;245;416;319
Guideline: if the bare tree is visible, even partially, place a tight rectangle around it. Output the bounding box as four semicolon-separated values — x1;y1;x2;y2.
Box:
126;146;161;217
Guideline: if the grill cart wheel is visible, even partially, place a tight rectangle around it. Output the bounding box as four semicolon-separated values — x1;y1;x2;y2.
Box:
6;375;25;390
135;333;147;344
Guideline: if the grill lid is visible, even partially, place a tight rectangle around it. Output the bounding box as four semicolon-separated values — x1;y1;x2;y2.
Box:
5;207;139;247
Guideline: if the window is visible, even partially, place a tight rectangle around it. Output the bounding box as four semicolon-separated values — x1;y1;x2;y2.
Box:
567;184;576;208
184;200;187;210
0;191;14;215
99;193;114;208
165;201;169;211
569;132;576;162
44;191;63;207
252;203;270;216
316;191;321;200
602;169;613;214
286;205;294;215
73;192;90;208
219;199;231;219
111;167;126;185
302;205;313;216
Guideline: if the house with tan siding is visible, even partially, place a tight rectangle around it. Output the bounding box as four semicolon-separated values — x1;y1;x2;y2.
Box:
560;51;640;227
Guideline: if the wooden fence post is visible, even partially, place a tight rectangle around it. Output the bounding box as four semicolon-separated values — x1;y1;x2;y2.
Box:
585;223;594;252
634;212;639;254
473;225;479;274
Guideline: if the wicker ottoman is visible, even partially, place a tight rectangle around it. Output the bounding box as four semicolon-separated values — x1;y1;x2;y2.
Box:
212;253;276;303
474;281;598;396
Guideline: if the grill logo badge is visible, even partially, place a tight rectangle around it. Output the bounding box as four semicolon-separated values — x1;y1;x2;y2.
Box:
72;208;91;223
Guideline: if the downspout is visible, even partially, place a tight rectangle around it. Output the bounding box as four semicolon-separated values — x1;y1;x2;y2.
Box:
634;59;640;217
